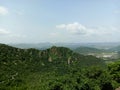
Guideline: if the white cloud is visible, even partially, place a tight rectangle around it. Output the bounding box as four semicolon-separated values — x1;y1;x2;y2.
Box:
0;28;26;38
0;28;10;35
50;32;59;37
0;28;27;43
56;22;86;35
0;6;8;15
56;24;66;29
56;22;120;36
9;34;26;38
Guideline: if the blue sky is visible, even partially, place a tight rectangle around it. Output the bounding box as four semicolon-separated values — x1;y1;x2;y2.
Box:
0;0;120;43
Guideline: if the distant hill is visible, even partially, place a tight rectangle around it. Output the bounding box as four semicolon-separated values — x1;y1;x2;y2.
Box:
10;43;53;49
74;46;104;54
10;43;120;52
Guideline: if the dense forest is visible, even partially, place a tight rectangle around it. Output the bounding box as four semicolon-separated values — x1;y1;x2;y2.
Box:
0;44;120;90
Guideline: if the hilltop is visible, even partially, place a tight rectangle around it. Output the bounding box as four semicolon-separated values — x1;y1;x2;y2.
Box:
0;44;104;67
0;44;120;90
74;46;103;54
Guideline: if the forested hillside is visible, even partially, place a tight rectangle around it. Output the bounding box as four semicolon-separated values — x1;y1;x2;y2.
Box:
74;47;103;54
0;44;120;90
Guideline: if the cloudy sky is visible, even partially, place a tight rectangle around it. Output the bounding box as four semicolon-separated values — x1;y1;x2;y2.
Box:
0;0;120;43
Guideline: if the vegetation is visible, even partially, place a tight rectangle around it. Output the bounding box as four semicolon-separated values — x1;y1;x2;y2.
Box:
74;46;103;54
0;44;120;90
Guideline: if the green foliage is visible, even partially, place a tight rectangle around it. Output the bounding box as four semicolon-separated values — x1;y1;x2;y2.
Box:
0;44;120;90
108;61;120;83
74;46;103;54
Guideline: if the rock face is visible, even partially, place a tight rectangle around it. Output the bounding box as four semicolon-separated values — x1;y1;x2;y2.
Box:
67;57;71;65
48;56;52;62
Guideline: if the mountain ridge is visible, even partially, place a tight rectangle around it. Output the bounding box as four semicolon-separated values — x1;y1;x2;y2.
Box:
0;43;104;66
1;43;120;90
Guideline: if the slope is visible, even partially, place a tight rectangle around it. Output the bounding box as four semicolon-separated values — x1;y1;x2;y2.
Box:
0;44;105;90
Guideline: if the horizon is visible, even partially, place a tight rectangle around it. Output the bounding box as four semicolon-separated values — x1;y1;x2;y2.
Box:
0;0;120;43
1;41;120;45
1;41;120;48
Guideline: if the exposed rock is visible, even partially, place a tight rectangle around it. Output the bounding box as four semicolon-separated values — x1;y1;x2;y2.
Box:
68;57;71;65
48;56;52;62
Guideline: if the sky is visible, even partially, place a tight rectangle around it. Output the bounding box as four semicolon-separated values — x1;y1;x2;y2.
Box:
0;0;120;44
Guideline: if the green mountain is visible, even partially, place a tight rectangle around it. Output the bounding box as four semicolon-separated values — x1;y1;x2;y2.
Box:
74;46;103;54
0;44;104;77
0;44;104;67
1;44;120;90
